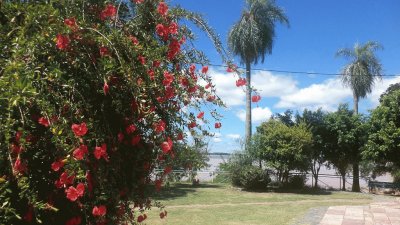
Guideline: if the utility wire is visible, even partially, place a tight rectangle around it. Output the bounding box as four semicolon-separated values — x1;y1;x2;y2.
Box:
207;63;400;77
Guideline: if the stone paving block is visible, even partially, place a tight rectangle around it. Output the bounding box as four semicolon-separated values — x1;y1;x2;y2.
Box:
341;218;364;225
390;216;400;222
372;208;387;213
326;209;346;215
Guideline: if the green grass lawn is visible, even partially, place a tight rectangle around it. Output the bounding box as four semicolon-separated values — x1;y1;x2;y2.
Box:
145;183;373;225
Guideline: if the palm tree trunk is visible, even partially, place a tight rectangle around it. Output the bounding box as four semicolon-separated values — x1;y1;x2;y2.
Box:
353;93;359;114
245;61;252;147
352;93;361;192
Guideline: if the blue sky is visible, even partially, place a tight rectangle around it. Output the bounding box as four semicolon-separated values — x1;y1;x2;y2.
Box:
172;0;400;153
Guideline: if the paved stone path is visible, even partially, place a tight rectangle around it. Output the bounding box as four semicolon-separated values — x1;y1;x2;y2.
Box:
319;198;400;225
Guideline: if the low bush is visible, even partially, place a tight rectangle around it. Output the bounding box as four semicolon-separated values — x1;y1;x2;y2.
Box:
238;165;271;190
283;175;307;190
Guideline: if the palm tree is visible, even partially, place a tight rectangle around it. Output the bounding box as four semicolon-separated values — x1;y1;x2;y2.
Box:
336;41;383;192
228;0;289;146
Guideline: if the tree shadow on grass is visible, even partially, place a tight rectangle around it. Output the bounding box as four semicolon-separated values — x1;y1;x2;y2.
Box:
242;186;333;196
151;183;224;200
273;187;333;195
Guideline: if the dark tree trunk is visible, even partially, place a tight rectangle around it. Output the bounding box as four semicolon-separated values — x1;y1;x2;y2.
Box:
341;173;346;191
352;163;360;192
245;61;252;148
352;93;361;192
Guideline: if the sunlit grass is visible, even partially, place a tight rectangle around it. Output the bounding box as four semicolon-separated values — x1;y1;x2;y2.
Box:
145;183;373;225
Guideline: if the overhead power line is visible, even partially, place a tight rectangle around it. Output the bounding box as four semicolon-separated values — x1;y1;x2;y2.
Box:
207;63;400;77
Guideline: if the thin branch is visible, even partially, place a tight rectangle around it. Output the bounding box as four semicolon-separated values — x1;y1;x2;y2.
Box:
81;27;123;66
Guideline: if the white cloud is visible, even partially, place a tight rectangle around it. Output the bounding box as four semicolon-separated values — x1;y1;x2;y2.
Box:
275;78;352;111
367;76;400;107
212;132;222;143
226;134;241;139
237;107;273;123
252;70;298;97
208;68;297;107
274;76;400;112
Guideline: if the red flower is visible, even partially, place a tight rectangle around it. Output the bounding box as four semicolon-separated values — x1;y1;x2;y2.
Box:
227;64;237;72
160;212;165;219
92;205;107;217
103;82;109;95
206;95;216;102
23;206;33;222
161;137;173;153
118;132;124;143
180;77;189;86
215;122;222;129
153;60;161;68
15;131;22;142
129;35;139;45
13;157;27;174
138;55;146;65
94;144;108;161
169;22;178;34
163;71;174;86
156;24;167;37
11;143;23;154
201;66;209;74
138;78;144;86
56;34;70;50
236;78;247;87
38;117;50;127
176;132;184;140
164;166;172;175
137;215;145;223
73;145;88;160
134;0;144;4
164;86;175;99
126;124;136;134
64;17;77;29
51;160;64;172
188;121;196;129
100;4;117;20
157;2;168;16
155;179;162;192
76;183;85;196
154;120;166;133
167;39;181;60
189;64;196;74
58;172;75;187
71;123;88;137
252;95;261;103
197;111;205;119
147;69;155;80
131;135;141;146
65;183;84;201
99;47;110;57
205;83;212;89
66;216;82;225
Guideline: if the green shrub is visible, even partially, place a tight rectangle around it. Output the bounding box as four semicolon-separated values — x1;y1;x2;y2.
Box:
284;175;307;189
237;165;271;190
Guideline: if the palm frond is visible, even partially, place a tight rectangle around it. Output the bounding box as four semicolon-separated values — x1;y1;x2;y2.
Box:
228;0;288;65
338;41;383;100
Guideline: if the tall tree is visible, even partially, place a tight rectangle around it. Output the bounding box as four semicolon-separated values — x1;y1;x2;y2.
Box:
228;0;288;146
256;119;312;183
324;104;368;191
336;41;383;191
296;108;329;188
365;88;400;178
